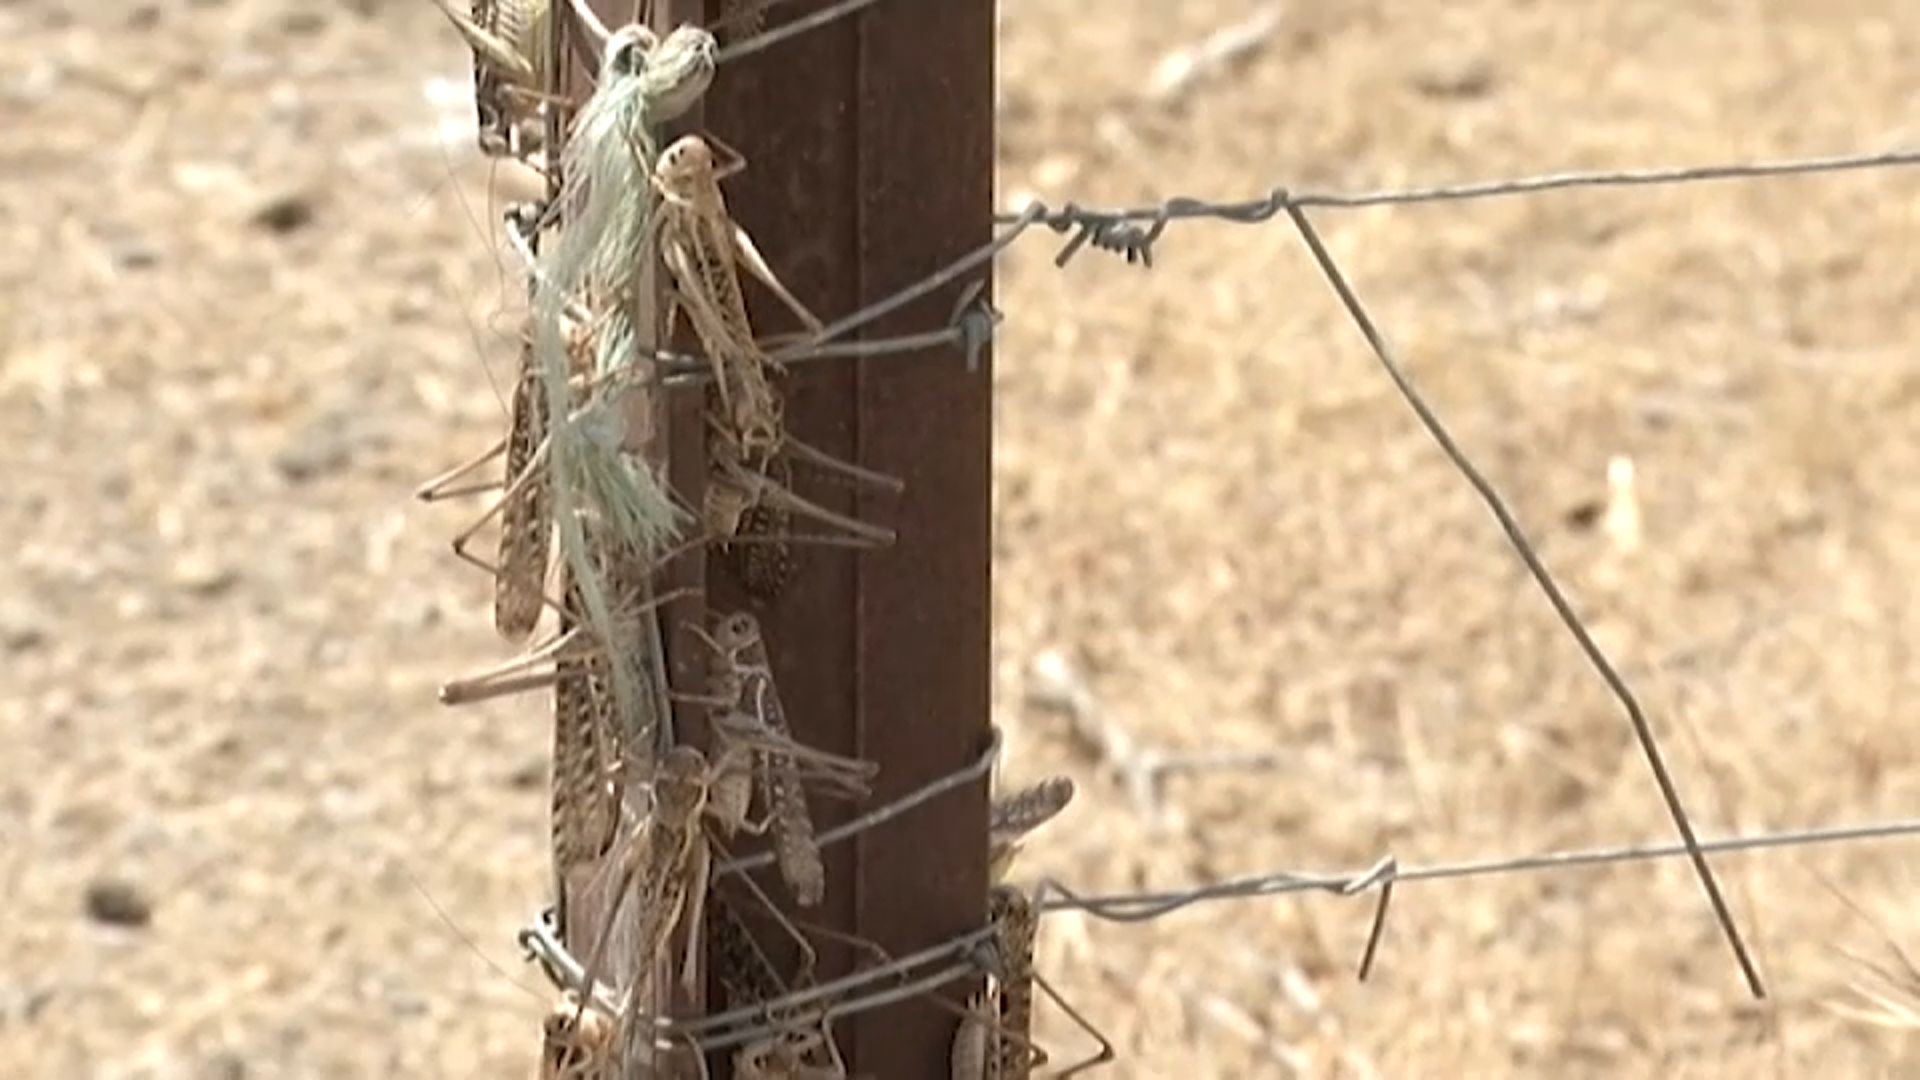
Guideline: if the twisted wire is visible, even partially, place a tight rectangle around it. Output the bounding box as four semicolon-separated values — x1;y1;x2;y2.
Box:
515;813;1920;1054
514;731;1004;1050
1003;146;1920;267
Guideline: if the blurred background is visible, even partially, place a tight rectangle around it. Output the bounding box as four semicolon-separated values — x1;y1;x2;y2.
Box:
4;1;1920;1075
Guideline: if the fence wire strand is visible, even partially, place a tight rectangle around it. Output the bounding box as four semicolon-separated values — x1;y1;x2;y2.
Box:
715;0;890;63
1037;816;1920;920
1284;199;1766;996
1010;146;1920;267
514;814;1920;1055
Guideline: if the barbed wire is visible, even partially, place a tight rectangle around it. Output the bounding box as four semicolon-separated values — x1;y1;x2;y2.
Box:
604;133;1920;1001
1037;816;1920;922
497;142;1920;389
510;811;1920;1055
697;0;1920;1009
1017;146;1920;268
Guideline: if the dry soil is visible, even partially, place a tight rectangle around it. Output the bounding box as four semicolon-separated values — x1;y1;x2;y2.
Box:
5;1;1920;1077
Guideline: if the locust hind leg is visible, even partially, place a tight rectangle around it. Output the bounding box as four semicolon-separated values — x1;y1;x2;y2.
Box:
496;363;555;641
716;498;797;602
1031;968;1116;1079
725;720;878;797
429;0;537;84
783;436;907;494
713;852;825;983
439;622;597;706
415;434;510;503
434;454;535;588
439;584;698;705
967;999;1060;1080
728;214;824;337
676;834;711;998
423;427;579;641
735;467;897;549
761;914;1026;1070
700;456;892;598
694;134;824;338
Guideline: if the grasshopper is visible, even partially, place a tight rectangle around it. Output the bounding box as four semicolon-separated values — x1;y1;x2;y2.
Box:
571;745;715;1034
736;1019;850;1080
951;886;1115;1080
538;990;615;1080
642;134;906;576
707;888;856;1080
988;776;1076;884
691;612;879;906
565;742;866;1070
410;317;567;644
420;26;720;645
988;885;1041;1080
430;0;552;160
948;989;995;1080
521;23;718;753
946;887;1043;1080
430;0;717;161
495;333;556;640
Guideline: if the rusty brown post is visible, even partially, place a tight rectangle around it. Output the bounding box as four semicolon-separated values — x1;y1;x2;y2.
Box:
693;1;996;1076
554;1;992;1073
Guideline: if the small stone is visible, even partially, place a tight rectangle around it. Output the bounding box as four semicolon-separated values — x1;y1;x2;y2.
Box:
83;877;153;928
0;602;49;652
279;9;326;34
507;757;545;789
200;1051;247;1080
274;411;384;482
247;191;316;235
0;982;52;1025
1410;52;1497;99
172;556;240;597
108;235;162;271
384;985;428;1016
1562;498;1603;531
272;431;352;482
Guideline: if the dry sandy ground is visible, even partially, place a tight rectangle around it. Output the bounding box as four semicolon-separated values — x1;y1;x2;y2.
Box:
5;0;1920;1076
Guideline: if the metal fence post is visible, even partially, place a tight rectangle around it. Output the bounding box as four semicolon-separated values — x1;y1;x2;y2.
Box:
694;1;996;1075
